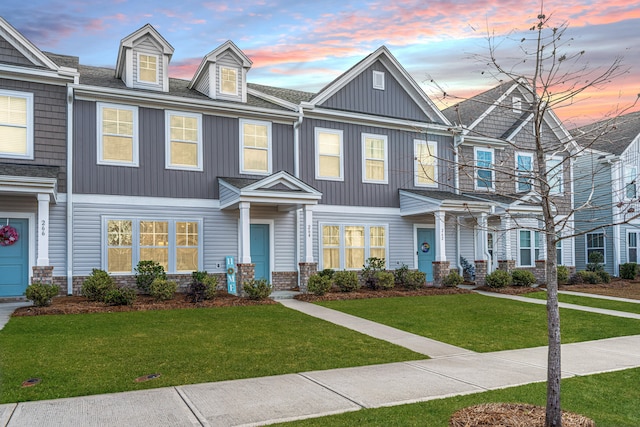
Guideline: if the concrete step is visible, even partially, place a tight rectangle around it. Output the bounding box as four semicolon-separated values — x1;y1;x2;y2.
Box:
270;290;301;300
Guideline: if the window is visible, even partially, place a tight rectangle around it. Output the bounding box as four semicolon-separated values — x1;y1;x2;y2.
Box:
105;218;201;274
240;119;271;174
556;238;563;266
519;230;540;267
373;70;385;90
586;232;605;264
625;166;637;199
415;140;437;187
362;133;388;183
97;103;138;166
629;232;638;264
138;53;158;83
516;152;533;192
220;66;238;95
475;147;494;190
546;156;563;194
165;111;202;170
512;96;522;113
320;224;388;270
0;90;33;159
315;128;343;181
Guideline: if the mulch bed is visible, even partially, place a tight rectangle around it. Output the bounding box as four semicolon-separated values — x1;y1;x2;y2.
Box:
450;403;595;427
474;285;542;295
295;286;472;302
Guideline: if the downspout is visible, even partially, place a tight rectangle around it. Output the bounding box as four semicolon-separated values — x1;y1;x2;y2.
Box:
66;86;74;295
293;106;304;287
453;131;464;273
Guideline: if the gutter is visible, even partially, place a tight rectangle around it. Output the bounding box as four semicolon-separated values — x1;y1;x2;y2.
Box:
66;86;74;295
293;106;304;288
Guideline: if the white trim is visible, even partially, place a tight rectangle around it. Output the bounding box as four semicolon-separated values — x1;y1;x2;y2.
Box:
313;204;400;215
512;96;522;113
546;155;564;194
515;151;534;193
136;52;159;85
474;146;494;191
361;133;388;184
623;165;637;200
73;193;220;209
239;118;272;175
585;231;606;265
517;229;540;267
0;17;60;72
219;65;239;96
315;127;344;181
96;102;139;167
372;70;385;90
318;222;389;270
0;89;34;160
0;212;36;282
414;139;438;188
0;175;57;202
164;110;203;171
249;219;275;281
413;223;435;273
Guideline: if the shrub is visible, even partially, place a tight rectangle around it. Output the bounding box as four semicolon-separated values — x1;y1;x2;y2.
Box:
375;271;395;290
557;265;569;284
307;274;332;296
317;269;335;280
597;270;611;284
81;269;115;302
394;264;410;287
586;251;604;272
25;282;59;307
149;278;177;301
485;269;512;288
442;271;463;288
574;270;601;285
188;271;218;303
619;263;638;280
334;270;360;292
511;270;536;287
460;256;475;281
362;257;386;289
103;287;137;306
135;260;166;293
405;270;427;290
243;278;272;300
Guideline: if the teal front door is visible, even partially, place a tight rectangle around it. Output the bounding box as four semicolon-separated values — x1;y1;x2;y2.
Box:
417;228;435;282
250;224;270;281
0;218;29;297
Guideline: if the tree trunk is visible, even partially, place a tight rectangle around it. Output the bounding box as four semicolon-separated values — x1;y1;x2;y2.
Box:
545;233;562;427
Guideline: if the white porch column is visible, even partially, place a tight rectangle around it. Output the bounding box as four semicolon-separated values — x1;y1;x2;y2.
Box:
434;210;446;262
475;213;488;262
37;193;50;266
303;205;314;263
239;202;251;263
501;215;512;260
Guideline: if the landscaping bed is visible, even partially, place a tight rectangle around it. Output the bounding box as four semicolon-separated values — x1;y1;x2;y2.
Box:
559;280;640;300
295;286;472;302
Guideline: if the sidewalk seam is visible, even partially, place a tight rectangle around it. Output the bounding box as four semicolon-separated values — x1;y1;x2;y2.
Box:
297;373;367;410
175;387;211;427
1;403;17;427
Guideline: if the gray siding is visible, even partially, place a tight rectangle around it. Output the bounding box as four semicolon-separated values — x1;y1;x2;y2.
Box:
320;61;431;122
132;37;164;91
0;38;33;66
250;206;296;271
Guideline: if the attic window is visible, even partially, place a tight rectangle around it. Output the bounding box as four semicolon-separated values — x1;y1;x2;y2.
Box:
373;71;385;90
220;66;238;95
138;54;158;84
512;96;522;113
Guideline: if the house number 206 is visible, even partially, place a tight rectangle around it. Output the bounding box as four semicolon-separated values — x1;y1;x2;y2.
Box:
41;220;46;236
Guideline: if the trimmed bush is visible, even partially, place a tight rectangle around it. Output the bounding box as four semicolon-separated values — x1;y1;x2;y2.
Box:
557;265;569;285
188;271;218;303
25;282;59;307
81;269;115;302
485;269;512;288
243;278;272;300
511;269;536;287
586;251;604;273
103;287;137;306
442;271;463;288
597;270;611;284
334;270;360;292
149;278;177;301
135;260;166;293
362;257;386;289
405;270;427;290
317;269;335;280
394;264;410;287
375;271;395;290
619;263;638;280
307;274;332;296
574;270;601;284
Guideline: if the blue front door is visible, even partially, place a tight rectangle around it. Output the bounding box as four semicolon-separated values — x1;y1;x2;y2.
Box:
250;224;270;282
0;218;29;297
417;228;435;282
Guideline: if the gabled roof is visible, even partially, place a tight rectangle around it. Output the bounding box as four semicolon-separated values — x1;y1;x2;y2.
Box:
571;110;640;156
399;189;493;215
115;23;175;79
307;46;450;124
189;40;252;90
463;191;543;214
0;16;61;71
442;81;515;127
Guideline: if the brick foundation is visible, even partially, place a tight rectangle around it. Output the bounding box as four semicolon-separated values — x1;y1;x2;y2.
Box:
271;271;298;290
298;262;318;293
474;260;487;287
32;266;54;285
432;261;450;287
498;260;516;272
236;263;255;297
534;260;547;285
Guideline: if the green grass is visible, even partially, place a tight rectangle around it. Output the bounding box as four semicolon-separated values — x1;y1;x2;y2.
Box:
0;305;422;403
525;291;640;314
275;367;640;426
317;294;640;352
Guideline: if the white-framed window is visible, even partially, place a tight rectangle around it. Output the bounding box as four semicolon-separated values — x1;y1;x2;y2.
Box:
628;231;639;264
475;147;494;190
546;156;563;194
373;70;385;90
556;238;563;266
516;151;533;192
97;103;139;166
137;53;158;84
320;223;388;270
220;66;238;95
625;166;637;199
362;133;388;184
512;96;522;113
240;119;272;175
586;232;605;264
165;111;203;171
0;89;33;159
315;128;343;181
104;217;202;274
518;229;540;267
415;140;437;187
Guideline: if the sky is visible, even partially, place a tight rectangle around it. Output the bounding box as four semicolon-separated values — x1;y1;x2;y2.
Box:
3;0;639;127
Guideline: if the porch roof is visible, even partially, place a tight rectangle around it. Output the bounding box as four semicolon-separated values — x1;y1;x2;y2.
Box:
399;189;493;216
0;163;58;202
462;191;543;214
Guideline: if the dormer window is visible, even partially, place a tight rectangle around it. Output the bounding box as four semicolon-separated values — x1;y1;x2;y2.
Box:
373;70;385;90
220;66;238;95
512;96;522;113
138;53;158;84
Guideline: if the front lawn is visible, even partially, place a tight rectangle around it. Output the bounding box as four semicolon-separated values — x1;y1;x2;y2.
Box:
318;294;640;352
0;305;422;403
525;291;640;314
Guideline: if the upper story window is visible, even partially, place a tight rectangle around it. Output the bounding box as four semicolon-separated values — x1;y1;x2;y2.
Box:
474;147;494;190
240;119;271;175
518;229;540;267
0;90;33;160
97;103;138;167
138;53;158;84
512;96;522;113
546;156;563;194
625;166;637;199
516;152;533;192
315;128;343;181
220;66;238;95
362;133;388;184
373;70;385;90
415;140;437;187
165;111;203;171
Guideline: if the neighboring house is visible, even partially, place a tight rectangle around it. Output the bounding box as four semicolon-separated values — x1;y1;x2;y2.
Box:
442;80;576;281
573;110;640;276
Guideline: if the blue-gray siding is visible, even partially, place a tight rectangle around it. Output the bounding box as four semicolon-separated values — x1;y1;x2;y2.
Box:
0;38;33;66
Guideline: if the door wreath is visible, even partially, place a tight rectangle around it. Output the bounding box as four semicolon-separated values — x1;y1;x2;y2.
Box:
0;225;19;247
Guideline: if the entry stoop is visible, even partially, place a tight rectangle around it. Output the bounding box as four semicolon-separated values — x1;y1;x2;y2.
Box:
270;290;301;300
